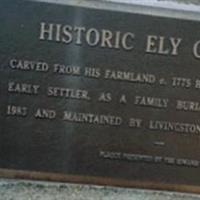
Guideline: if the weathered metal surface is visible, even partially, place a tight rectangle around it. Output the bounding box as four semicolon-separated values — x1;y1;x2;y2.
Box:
1;0;200;193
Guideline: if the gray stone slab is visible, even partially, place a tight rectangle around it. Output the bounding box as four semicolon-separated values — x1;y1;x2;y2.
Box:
165;0;200;4
1;179;200;200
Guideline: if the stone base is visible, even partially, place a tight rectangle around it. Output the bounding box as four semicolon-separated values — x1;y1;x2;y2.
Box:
1;179;200;200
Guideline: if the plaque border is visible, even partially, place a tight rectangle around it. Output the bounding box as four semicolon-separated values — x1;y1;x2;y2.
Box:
31;0;200;21
0;168;200;194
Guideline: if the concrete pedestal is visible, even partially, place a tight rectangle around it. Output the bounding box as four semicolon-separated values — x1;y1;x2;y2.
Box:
1;179;200;200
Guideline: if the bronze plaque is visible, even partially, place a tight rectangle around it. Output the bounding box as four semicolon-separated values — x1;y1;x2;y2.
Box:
1;0;200;193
